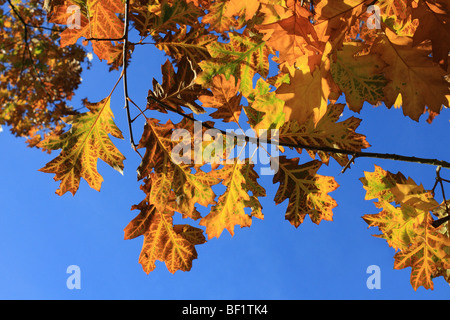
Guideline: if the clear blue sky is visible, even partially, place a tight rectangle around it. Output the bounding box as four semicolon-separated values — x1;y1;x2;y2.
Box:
0;35;449;300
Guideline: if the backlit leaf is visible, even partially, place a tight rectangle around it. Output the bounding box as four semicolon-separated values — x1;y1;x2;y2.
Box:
273;156;339;227
200;159;266;239
39;97;125;196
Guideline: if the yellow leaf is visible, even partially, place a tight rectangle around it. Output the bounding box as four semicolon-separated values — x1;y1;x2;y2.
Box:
200;159;266;239
330;42;387;112
279;103;371;166
223;0;261;21
49;0;124;64
394;215;450;290
361;165;450;290
39;97;125;196
136;118;218;216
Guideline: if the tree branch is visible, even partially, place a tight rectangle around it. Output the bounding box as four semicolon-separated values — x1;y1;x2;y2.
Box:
85;37;125;41
146;96;450;170
432;215;450;228
121;0;138;152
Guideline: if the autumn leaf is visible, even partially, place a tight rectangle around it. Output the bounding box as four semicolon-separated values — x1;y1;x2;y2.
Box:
370;28;450;121
39;97;125;196
273;156;339;227
278;103;371;166
198;74;243;124
223;0;261;21
201;0;244;33
257;0;370;71
124;202;206;274
360;165;407;202
136;117;219;217
376;0;418;37
314;0;371;48
131;0;202;39
48;0;124;64
361;165;450;290
394;217;450;291
255;0;323;69
148;57;210;114
4;0;450;289
412;0;450;70
246;77;286;132
275;42;337;126
155;25;217;65
197;32;272;97
200;159;266;239
331;42;387;112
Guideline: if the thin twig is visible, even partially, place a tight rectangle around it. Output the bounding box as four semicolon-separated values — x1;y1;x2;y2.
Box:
7;0;30;79
85;37;125;42
25;23;62;32
341;154;357;174
431;166;450;229
121;0;138;152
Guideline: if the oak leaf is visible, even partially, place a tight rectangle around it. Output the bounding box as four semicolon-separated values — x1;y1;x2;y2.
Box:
370;28;450;121
412;0;450;70
124;203;206;274
361;166;450;290
273;156;339;227
246;78;286;132
197;32;272;97
199;159;266;239
39;97;125;196
331;42;387;112
256;0;322;69
198;74;243;124
49;0;124;64
136;117;219;217
275;42;337;126
201;0;244;33
148;57;210;114
278;103;371;166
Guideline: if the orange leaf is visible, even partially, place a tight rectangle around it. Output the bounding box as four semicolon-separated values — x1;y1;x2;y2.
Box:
49;0;124;64
125;204;205;274
394;215;450;291
198;74;242;124
361;165;450;290
275;42;335;126
370;28;450;121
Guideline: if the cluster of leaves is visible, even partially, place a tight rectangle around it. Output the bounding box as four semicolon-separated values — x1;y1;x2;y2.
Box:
361;166;450;290
1;0;449;291
0;0;89;147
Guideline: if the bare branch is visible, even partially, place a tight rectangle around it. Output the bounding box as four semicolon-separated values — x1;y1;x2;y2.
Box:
121;0;138;152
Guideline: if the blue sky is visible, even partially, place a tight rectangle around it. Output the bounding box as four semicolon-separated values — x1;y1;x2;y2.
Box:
1;33;450;300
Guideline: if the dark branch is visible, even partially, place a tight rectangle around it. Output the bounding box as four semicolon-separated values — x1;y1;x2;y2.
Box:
85;37;125;42
431;166;450;229
121;0;138;152
432;215;450;228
